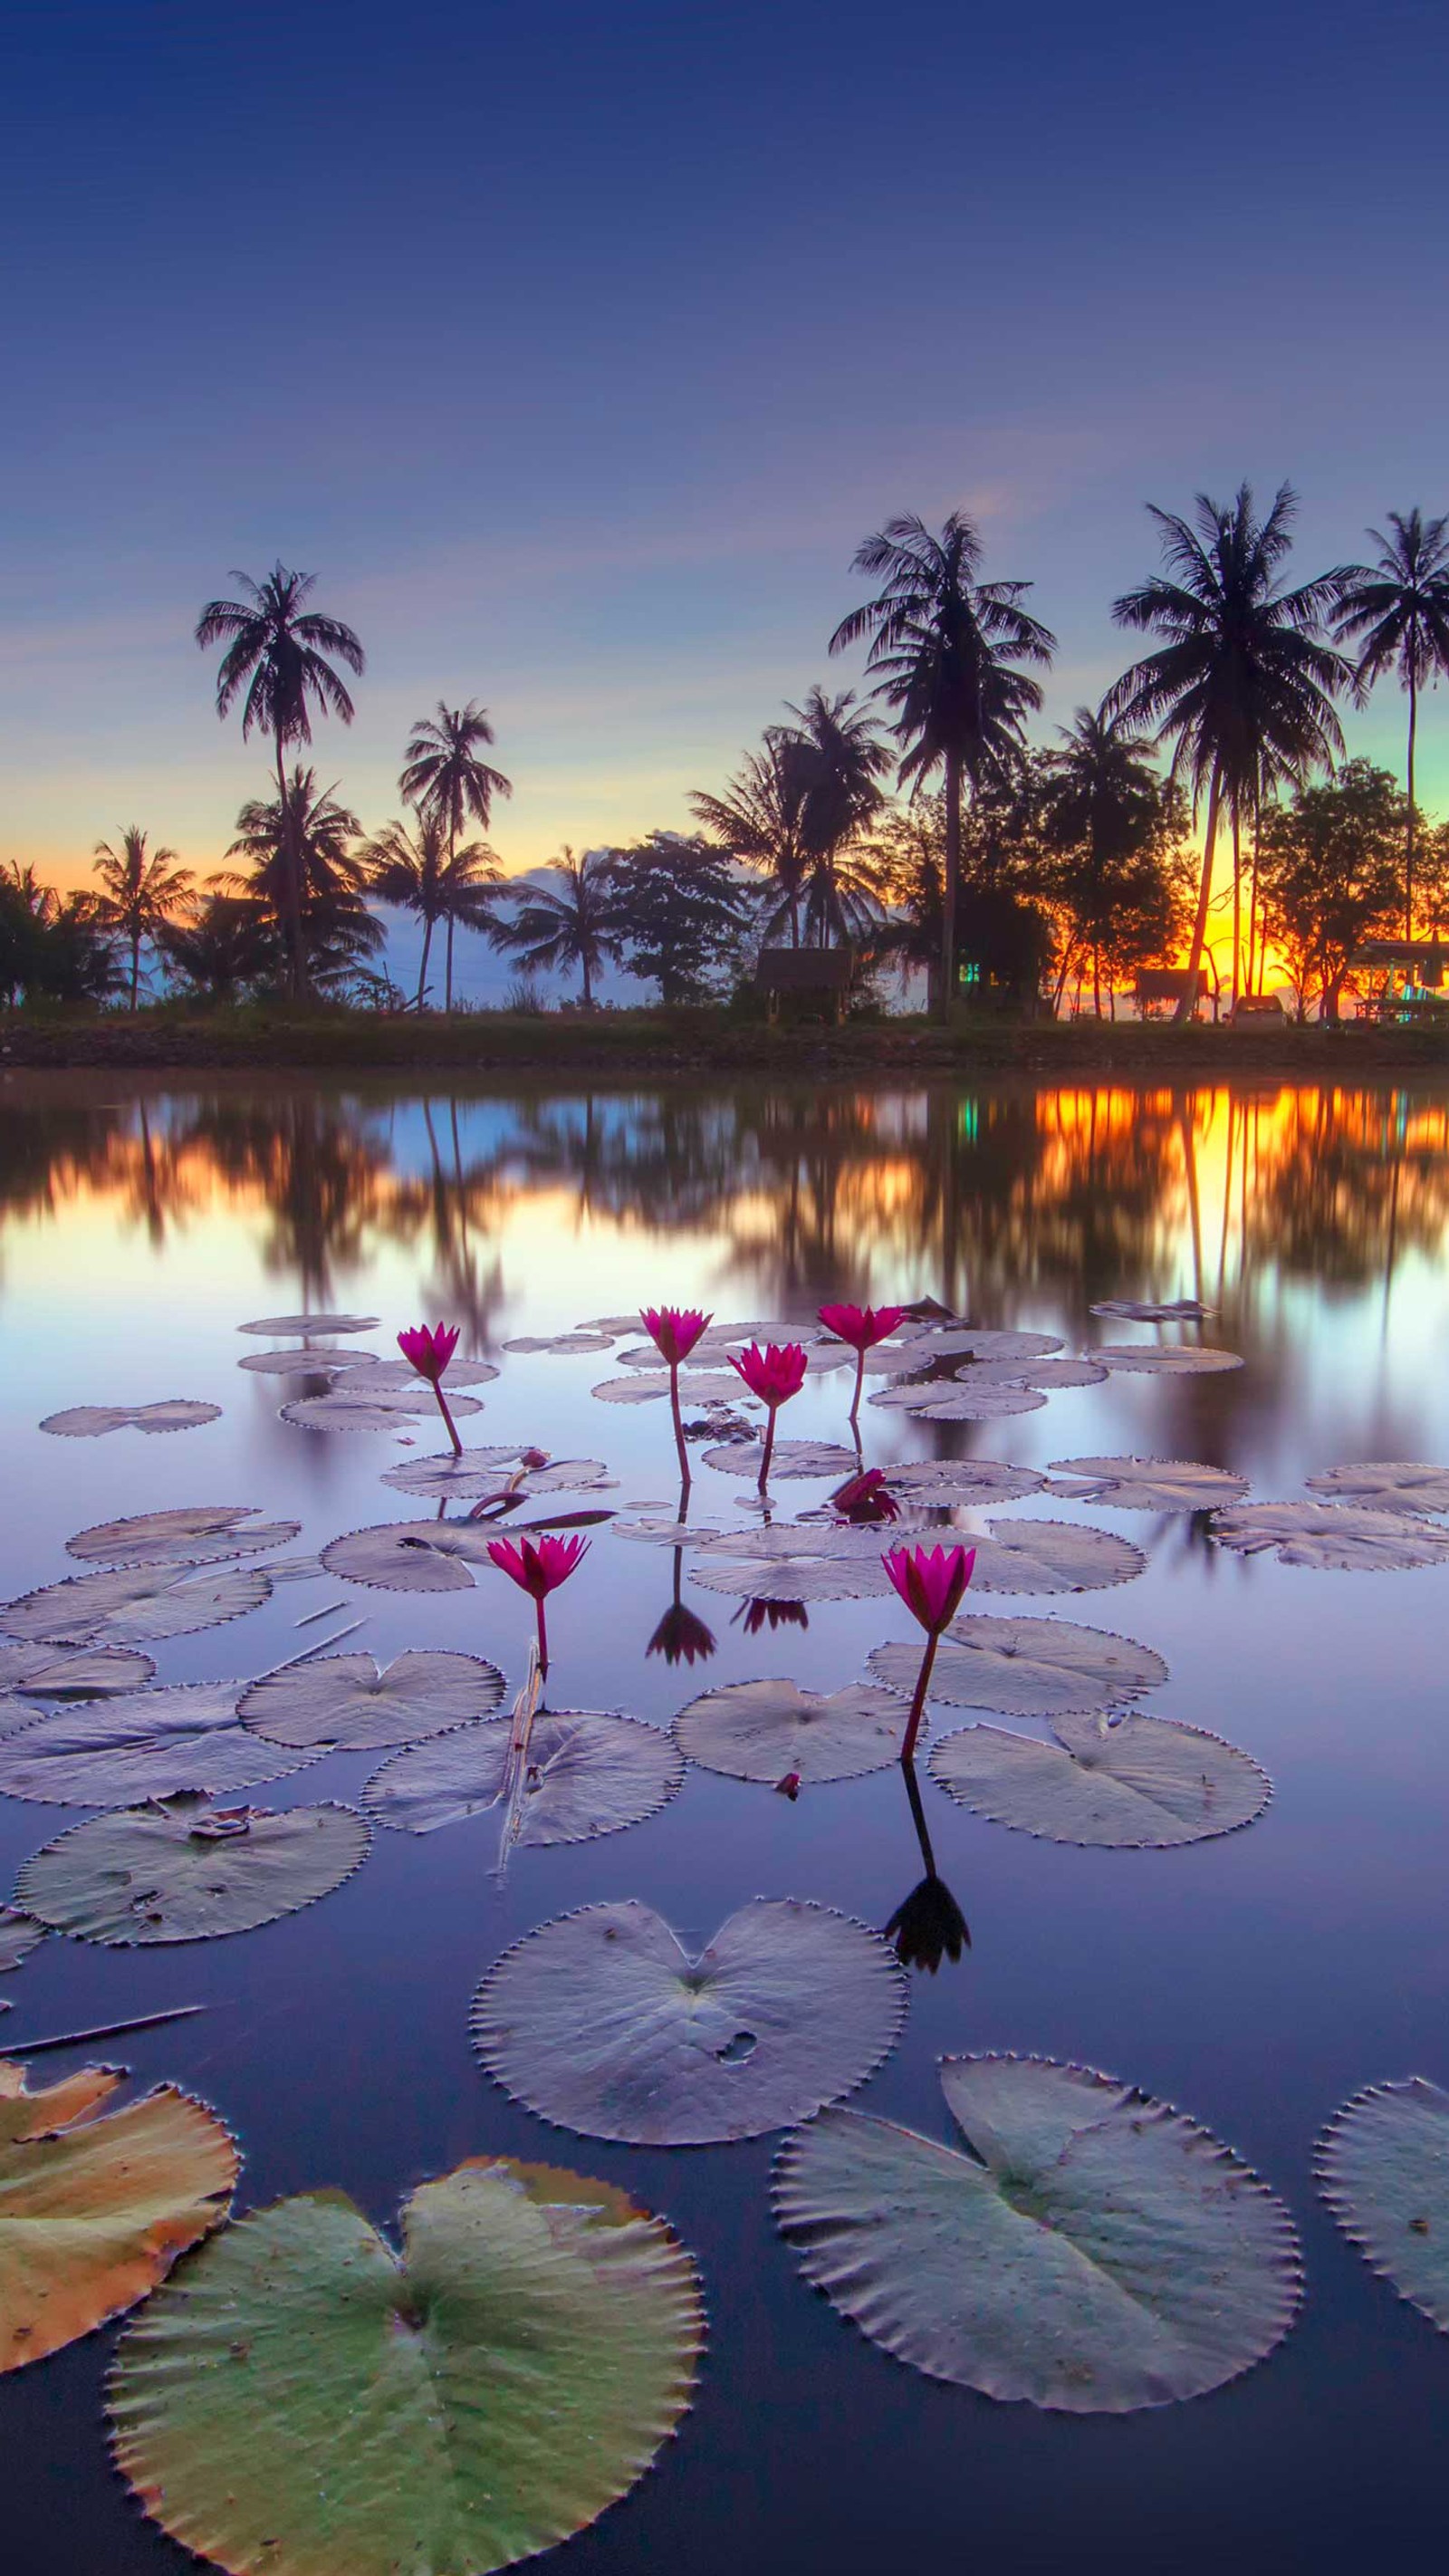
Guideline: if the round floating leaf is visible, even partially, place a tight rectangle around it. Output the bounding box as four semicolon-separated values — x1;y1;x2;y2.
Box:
382;1451;611;1499
869;1614;1167;1718
237;1346;370;1377
1317;2080;1449;2331
0;1563;272;1648
1089;1344;1244;1375
504;1331;616;1355
0;1684;324;1807
869;1382;1046;1420
18;1793;369;1946
774;2053;1300;2412
0;1643;156;1697
928;1710;1270;1845
242;1650;506;1751
578;1312;648;1334
1046;1456;1251;1512
691;1537;893;1602
0;2059;236;2372
41;1401;222;1438
281;1387;485;1432
1014;1356;1108;1389
966;1520;1145;1596
333;1356;499;1389
590;1373;739;1405
474;1897;905;2146
885;1460;1046;1507
320;1521;502;1593
701;1439;859;1481
916;1327;1063;1362
0;1911;44;1971
110;2154;702;2576
238;1311;379;1336
364;1711;683;1840
66;1506;300;1569
675;1678;916;1783
1211;1501;1449;1571
613;1517;726;1546
1304;1461;1449;1516
1091;1298;1213;1322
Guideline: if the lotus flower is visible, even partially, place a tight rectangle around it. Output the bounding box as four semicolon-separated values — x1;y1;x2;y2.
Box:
486;1533;590;1678
398;1321;464;1454
727;1341;808;1487
830;1467;899;1525
640;1305;714;1485
819;1302;908;1421
882;1542;976;1762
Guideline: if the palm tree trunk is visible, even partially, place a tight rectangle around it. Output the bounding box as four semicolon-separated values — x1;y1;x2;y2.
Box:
1406;675;1418;942
446;915;456;1012
581;952;593;1007
941;752;961;1022
274;731;306;1004
417;918;434;1010
1175;768;1222;1024
446;821;457;1010
1231;809;1242;1014
130;933;140;1011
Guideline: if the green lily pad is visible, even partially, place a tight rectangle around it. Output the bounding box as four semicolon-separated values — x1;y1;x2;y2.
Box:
1317;2079;1449;2331
240;1650;505;1751
17;1793;369;1946
110;2155;702;2576
775;2054;1300;2411
928;1710;1270;1845
363;1711;682;1840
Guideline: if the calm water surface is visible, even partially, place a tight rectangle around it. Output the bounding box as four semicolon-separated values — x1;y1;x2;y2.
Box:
3;1071;1449;2574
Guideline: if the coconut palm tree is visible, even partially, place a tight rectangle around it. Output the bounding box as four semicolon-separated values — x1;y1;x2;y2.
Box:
399;702;512;1007
691;736;814;946
782;687;891;945
195;565;365;998
830;513;1055;1013
221;768;379;991
91;826;195;1008
1107;485;1349;1018
360;813;448;1007
1332;510;1449;938
437;841;504;1006
489;847;622;1006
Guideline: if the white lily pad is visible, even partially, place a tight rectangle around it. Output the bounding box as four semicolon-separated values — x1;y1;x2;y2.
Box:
966;1520;1145;1596
928;1709;1269;1845
1211;1502;1449;1571
17;1793;369;1945
381;1450;612;1499
40;1402;222;1438
869;1615;1167;1718
1091;1299;1213;1321
869;1381;1047;1421
320;1521;503;1594
674;1678;916;1783
1046;1457;1251;1512
0;1564;272;1648
885;1461;1047;1507
0;1644;156;1697
1303;1462;1449;1516
363;1710;682;1839
774;2054;1300;2411
65;1507;300;1569
701;1440;859;1481
1089;1345;1244;1375
237;1312;379;1336
475;1897;904;2146
280;1388;485;1432
241;1650;505;1751
0;1685;323;1807
1317;2080;1449;2332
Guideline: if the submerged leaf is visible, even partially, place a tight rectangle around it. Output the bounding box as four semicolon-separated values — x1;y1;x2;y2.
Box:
966;1520;1145;1595
17;1794;369;1946
928;1710;1270;1845
869;1615;1168;1718
41;1401;222;1438
364;1711;682;1839
0;1564;272;1648
775;2054;1300;2411
320;1521;503;1593
1046;1456;1251;1512
241;1650;505;1751
1303;1461;1449;1516
1211;1501;1449;1572
1317;2080;1449;2332
66;1506;300;1569
0;2060;236;2372
110;2156;701;2576
674;1678;916;1783
474;1897;905;2146
0;1684;324;1807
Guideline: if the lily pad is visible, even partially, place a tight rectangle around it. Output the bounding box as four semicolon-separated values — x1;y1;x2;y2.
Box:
886;1461;1047;1507
241;1651;506;1751
675;1679;916;1783
0;1911;44;1971
917;1328;1063;1362
320;1521;502;1594
474;1897;905;2146
928;1710;1270;1845
364;1711;683;1839
237;1346;369;1376
590;1374;740;1406
869;1615;1168;1718
66;1506;300;1569
332;1356;499;1389
1091;1298;1213;1321
774;2054;1300;2412
966;1520;1145;1596
41;1401;222;1438
690;1533;894;1602
382;1451;611;1499
1089;1344;1244;1375
0;1684;325;1807
1047;1456;1251;1512
17;1793;369;1946
503;1331;616;1355
0;2059;236;2372
109;2156;702;2576
238;1312;379;1336
868;1382;1047;1421
0;1644;156;1697
1317;2080;1449;2331
701;1440;859;1481
1210;1501;1449;1572
281;1388;485;1432
1304;1462;1449;1516
0;1564;272;1648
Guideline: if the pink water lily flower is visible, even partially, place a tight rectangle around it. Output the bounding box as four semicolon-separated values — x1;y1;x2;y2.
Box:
640;1304;714;1484
819;1301;907;1423
398;1321;464;1454
830;1467;900;1524
728;1341;808;1488
486;1532;590;1677
882;1542;976;1763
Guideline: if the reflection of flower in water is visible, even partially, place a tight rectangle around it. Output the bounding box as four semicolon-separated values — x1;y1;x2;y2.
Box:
830;1467;899;1524
647;1600;717;1667
732;1597;810;1636
885;1757;970;1975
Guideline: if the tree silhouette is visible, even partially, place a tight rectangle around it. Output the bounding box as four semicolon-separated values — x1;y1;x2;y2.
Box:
399;702;512;1005
222;768;380;993
691;736;814;946
1041;708;1188;1014
361;812;448;1006
91;826;195;1009
489;847;622;1005
1333;510;1449;937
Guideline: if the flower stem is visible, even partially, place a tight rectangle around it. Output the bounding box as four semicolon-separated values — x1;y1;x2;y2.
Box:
757;1405;778;1493
535;1596;549;1681
433;1382;463;1457
849;1348;865;1426
669;1362;691;1490
900;1630;939;1764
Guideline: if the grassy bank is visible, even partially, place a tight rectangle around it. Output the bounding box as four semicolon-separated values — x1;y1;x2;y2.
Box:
4;1003;1449;1080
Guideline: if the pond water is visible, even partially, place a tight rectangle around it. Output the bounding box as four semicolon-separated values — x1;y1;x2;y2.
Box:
2;1071;1448;2573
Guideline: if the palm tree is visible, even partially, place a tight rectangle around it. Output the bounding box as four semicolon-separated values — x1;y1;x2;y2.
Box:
195;565;365;999
782;687;891;945
489;847;622;1006
691;737;814;945
91;826;195;1009
360;813;448;1006
1332;509;1449;938
400;702;513;1007
222;767;379;990
437;841;504;1006
830;513;1055;1014
1041;707;1183;1015
1107;485;1348;1018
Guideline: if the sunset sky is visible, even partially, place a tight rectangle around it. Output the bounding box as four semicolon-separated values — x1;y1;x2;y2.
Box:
5;0;1449;890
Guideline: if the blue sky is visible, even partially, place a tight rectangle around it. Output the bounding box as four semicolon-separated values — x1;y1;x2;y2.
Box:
5;0;1449;888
